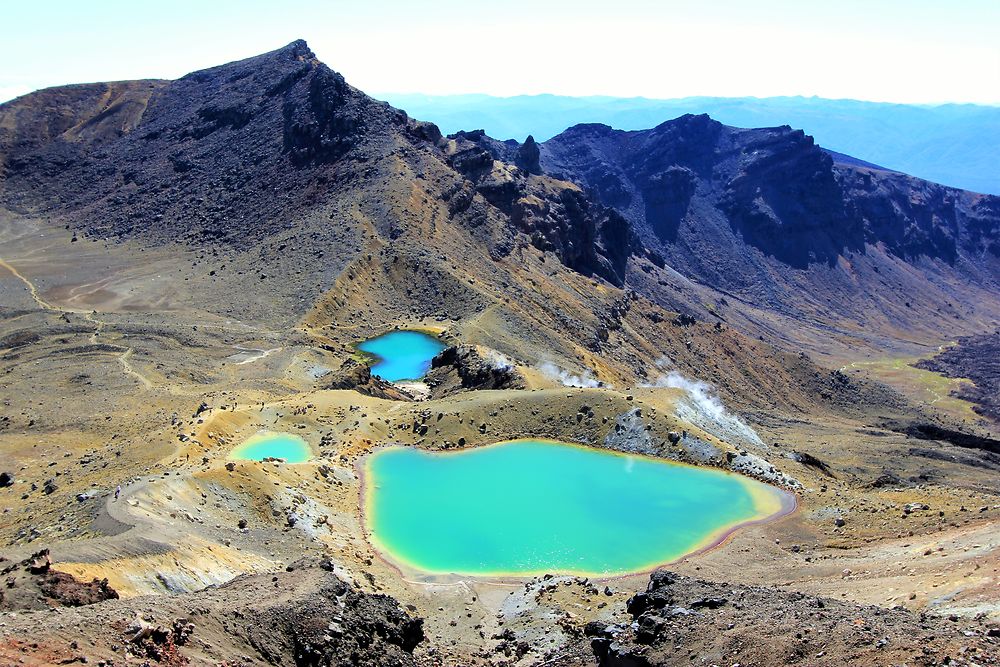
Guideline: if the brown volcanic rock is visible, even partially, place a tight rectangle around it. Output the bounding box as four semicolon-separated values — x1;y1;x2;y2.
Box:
447;128;638;285
0;549;119;610
245;570;424;667
0;565;423;667
322;358;412;401
590;570;1000;667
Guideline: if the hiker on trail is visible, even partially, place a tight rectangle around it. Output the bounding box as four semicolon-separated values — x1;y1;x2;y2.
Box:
115;485;121;500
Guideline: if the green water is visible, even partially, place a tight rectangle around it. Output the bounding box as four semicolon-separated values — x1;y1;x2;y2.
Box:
365;439;788;576
357;330;446;382
228;432;311;463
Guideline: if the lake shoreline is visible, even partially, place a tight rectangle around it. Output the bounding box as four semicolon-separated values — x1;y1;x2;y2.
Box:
359;438;798;580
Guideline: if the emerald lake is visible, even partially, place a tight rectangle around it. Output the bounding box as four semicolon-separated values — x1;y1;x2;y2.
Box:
357;330;446;382
228;432;311;463
364;439;791;577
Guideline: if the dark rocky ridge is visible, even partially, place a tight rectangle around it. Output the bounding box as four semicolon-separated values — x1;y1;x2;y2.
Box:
536;115;1000;352
0;40;406;246
540;114;1000;267
0;40;632;287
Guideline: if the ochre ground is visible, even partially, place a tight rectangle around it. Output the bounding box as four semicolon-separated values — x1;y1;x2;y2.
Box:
1;212;998;665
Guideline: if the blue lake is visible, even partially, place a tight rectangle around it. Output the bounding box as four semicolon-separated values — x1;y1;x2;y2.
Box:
357;330;446;382
364;439;791;577
228;432;311;463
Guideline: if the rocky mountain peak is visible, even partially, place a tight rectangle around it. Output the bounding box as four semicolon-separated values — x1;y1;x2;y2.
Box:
282;38;315;60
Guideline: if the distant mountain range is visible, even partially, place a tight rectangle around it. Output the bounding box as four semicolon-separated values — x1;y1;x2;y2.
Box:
379;94;1000;196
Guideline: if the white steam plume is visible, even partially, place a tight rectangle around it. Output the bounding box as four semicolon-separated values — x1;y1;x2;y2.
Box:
644;371;766;450
539;362;601;388
484;350;513;371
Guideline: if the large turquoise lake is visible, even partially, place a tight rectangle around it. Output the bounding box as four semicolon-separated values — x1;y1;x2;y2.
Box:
357;330;446;382
228;432;311;463
364;439;790;576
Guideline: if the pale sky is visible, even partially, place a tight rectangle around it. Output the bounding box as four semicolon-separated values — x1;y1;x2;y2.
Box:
1;0;998;105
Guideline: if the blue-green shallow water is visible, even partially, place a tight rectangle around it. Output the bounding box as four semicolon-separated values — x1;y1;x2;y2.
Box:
365;440;788;576
229;432;311;463
357;330;447;382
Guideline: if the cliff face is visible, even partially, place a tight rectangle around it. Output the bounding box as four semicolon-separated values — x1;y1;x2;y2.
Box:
538;114;1000;350
540;113;1000;269
445;129;636;285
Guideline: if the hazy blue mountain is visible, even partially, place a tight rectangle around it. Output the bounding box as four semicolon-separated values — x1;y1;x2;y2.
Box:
378;94;1000;195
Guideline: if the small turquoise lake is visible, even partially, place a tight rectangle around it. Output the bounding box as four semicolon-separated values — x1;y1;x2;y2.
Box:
357;330;446;382
229;432;311;463
364;439;790;577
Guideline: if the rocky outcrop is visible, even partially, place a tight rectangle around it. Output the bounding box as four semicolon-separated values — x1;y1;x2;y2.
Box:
0;549;119;610
279;44;367;166
589;570;1000;667
322;359;412;401
513;183;634;286
426;345;525;395
516;134;541;174
447;129;638;285
247;572;424;667
0;563;423;667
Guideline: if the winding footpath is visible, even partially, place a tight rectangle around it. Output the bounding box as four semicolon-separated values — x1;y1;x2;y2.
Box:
0;254;155;391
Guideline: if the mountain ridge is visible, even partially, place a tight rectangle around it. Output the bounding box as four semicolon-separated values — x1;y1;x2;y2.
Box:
3;40;999;358
458;112;1000;356
379;92;1000;195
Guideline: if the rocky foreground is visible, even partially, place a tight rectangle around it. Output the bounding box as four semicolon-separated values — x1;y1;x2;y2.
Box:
0;561;424;667
589;571;999;667
3;563;999;666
